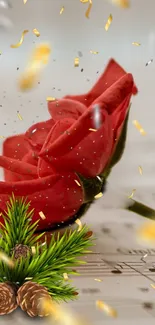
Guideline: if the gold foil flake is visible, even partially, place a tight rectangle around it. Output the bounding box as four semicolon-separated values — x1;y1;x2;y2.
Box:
17;112;23;121
46;97;56;101
60;6;65;14
151;284;155;289
94;278;103;282
111;0;130;8
90;50;99;54
0;252;14;268
89;128;97;132
75;219;82;232
85;0;92;18
19;43;51;91
94;192;103;199
33;28;40;37
39;211;46;220
128;189;136;199
74;57;79;67
0;136;5;139
63;273;69;281
11;30;29;48
132;42;141;46
74;179;81;187
133;120;146;135
96;300;117;318
25;277;33;280
105;14;113;31
138;166;143;175
23;0;27;3
137;222;155;244
31;246;36;255
146;59;153;66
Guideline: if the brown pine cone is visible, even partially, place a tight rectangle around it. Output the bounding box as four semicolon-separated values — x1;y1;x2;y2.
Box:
10;244;31;260
0;282;18;315
17;281;52;317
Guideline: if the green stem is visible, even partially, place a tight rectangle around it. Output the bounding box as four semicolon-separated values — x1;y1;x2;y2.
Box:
126;199;155;221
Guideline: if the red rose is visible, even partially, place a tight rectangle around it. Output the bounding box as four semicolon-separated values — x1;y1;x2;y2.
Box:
0;59;137;231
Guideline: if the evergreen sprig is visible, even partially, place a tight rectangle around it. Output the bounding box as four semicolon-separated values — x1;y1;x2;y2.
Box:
0;195;94;302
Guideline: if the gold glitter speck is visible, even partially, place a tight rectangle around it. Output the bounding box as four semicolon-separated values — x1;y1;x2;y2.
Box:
105;14;113;31
31;246;36;255
46;97;56;102
133;120;146;135
94;278;103;282
138;166;143;175
39;211;46;220
23;0;27;3
74;57;79;67
90;50;99;54
63;273;69;281
17;112;23;121
132;42;141;46
11;30;29;48
0;252;14;268
94;192;103;199
60;6;65;14
74;179;81;187
96;300;117;318
75;219;82;232
33;28;40;37
137;222;155;244
111;0;130;8
80;0;92;19
128;189;136;199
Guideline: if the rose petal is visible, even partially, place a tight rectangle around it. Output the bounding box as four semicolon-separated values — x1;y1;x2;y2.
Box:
25;119;55;151
3;134;29;182
40;110;113;177
48;99;86;121
64;59;137;107
0;156;38;178
40;73;134;159
0;173;83;231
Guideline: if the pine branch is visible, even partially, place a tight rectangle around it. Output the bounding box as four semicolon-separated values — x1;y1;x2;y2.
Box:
0;194;44;250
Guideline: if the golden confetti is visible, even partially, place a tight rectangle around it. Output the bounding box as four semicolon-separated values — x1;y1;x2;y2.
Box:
25;277;33;280
11;30;29;48
75;219;82;232
46;97;56;101
74;179;81;187
137;222;155;244
19;43;51;91
94;278;103;282
90;50;99;54
132;42;141;46
23;0;27;3
0;136;5;139
151;284;155;289
74;57;79;67
128;189;136;199
63;273;69;281
85;0;92;18
89;128;97;132
60;6;65;14
94;192;103;199
111;0;130;8
0;252;14;268
17;112;23;121
96;300;117;318
133;120;146;136
31;246;36;255
138;166;143;175
39;211;46;220
33;28;40;37
105;14;113;31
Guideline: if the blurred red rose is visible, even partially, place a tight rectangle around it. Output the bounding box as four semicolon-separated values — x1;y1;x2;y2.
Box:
0;59;137;231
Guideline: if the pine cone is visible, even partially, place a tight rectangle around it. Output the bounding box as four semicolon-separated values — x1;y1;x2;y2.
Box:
0;282;18;315
11;244;31;260
17;281;52;317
